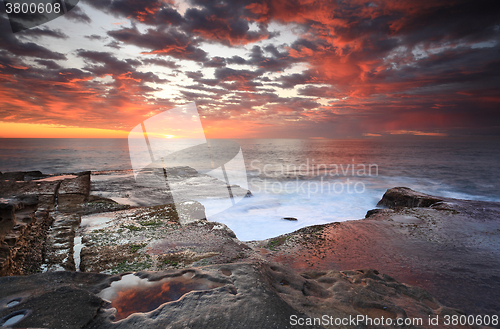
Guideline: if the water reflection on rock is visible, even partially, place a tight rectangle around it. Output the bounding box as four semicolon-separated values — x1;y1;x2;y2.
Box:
98;272;225;321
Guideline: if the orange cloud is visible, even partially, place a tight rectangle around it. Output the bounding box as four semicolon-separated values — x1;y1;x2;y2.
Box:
388;130;448;137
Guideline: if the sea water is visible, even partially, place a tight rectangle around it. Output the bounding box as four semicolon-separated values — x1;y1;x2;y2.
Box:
1;138;499;241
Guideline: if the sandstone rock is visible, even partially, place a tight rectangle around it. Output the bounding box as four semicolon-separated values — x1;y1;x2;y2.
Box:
23;170;45;181
0;172;94;275
43;213;81;271
377;187;443;208
79;206;252;274
0;171;45;182
0;261;475;329
82;196;130;215
0;172;25;181
0;271;107;328
0;172;496;328
176;200;206;224
58;172;91;196
0;201;17;241
259;193;500;316
0;196;51;276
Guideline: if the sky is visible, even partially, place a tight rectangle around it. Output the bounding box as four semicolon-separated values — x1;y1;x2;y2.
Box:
0;0;499;138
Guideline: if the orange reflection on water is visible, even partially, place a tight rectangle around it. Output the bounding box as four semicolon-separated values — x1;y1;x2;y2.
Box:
99;273;225;321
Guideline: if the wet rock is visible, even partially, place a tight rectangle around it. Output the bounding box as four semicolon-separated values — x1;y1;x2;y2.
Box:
165;166;199;177
365;208;383;218
0;171;45;182
91;170;249;208
57;172;91;213
0;172;496;327
0;201;17;240
282;217;298;221
259;192;500;316
82;196;130;215
0;172;25;182
0;197;51;276
58;172;91;196
0;171;95;275
23;170;45;181
0;261;471;329
79;206;251;274
80;244;147;273
377;187;443;208
43;213;81;271
0;271;107;328
176;201;206;224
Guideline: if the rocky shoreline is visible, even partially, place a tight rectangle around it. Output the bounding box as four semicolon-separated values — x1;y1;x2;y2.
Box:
0;171;499;328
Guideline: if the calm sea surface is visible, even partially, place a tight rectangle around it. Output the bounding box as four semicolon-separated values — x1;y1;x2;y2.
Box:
1;138;498;240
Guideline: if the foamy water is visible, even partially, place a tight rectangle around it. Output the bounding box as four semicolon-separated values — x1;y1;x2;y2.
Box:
1;138;499;241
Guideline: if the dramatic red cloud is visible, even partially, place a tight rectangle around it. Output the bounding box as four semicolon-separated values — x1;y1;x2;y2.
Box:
0;0;499;138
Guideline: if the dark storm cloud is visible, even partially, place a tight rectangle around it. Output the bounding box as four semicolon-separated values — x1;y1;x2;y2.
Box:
105;41;122;49
214;67;263;82
35;59;63;70
64;6;92;24
85;0;271;47
142;58;180;69
182;1;269;46
85;34;106;41
278;72;314;89
77;49;141;69
298;85;339;98
226;55;247;65
0;16;66;60
83;0;178;25
244;45;298;72
153;6;185;26
76;49;168;83
19;27;69;39
212;67;266;91
386;0;500;46
203;57;226;68
107;26;207;61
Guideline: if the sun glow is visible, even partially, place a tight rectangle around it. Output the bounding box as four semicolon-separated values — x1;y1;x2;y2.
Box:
0;122;129;138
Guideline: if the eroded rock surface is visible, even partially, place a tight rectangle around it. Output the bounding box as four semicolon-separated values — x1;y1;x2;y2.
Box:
0;196;47;276
0;171;92;275
78;203;256;274
376;187;443;208
0;261;477;329
1;176;498;328
254;188;500;316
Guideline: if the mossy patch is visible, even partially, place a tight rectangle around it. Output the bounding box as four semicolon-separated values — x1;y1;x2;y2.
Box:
162;259;179;267
129;243;146;253
140;219;161;226
109;259;153;274
132;204;179;223
267;236;291;251
123;225;145;231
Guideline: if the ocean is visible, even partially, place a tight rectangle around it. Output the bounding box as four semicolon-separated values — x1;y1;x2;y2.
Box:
1;138;499;241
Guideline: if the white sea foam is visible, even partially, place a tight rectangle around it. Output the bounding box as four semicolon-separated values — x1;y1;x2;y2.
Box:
208;178;381;241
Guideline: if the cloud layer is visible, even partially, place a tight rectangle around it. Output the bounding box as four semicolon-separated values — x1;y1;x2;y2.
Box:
0;0;499;137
